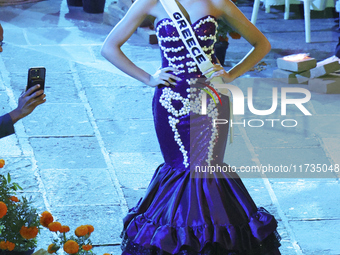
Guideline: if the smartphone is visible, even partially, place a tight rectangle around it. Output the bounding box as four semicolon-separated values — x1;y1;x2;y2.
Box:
26;67;46;93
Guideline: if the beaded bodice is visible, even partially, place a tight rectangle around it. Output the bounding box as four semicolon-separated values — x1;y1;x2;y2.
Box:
155;15;218;78
153;15;228;170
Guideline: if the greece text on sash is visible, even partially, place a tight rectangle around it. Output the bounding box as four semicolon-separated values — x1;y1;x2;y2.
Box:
173;12;207;64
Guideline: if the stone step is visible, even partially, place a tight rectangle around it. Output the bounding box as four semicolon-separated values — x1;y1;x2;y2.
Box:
277;56;317;72
272;68;298;84
295;74;309;84
308;74;340;94
295;56;340;79
310;59;340;78
274;56;340;85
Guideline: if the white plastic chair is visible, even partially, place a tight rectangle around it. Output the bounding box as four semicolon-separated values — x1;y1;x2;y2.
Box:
251;0;313;43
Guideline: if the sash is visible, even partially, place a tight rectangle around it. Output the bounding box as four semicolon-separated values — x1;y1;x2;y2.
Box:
159;0;234;143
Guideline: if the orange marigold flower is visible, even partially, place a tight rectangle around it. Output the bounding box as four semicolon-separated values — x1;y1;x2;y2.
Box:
0;241;7;250
48;222;62;232
0;159;5;168
40;211;54;227
85;224;94;235
20;226;39;239
19;226;29;239
63;240;79;254
103;253;111;255
6;242;15;251
82;244;92;251
0;201;7;218
31;227;39;237
0;241;15;251
75;225;88;237
47;244;59;254
218;35;229;42
9;196;19;202
60;225;70;233
229;31;241;39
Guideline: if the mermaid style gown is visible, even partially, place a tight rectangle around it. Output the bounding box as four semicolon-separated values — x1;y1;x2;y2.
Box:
121;15;281;255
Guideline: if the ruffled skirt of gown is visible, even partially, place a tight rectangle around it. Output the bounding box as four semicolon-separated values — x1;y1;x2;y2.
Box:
120;87;281;255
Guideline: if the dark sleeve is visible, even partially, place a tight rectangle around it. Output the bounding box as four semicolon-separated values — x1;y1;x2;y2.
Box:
0;113;15;139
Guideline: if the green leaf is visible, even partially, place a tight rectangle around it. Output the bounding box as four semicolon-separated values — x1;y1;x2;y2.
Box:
7;172;11;183
13;183;22;191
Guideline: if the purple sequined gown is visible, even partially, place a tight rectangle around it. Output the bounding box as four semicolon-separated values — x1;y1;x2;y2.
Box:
121;15;281;255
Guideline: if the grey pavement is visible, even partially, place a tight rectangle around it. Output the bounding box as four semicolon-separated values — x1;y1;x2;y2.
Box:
0;0;340;254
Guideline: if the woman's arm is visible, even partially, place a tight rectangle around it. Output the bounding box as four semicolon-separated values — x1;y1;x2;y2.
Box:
101;0;181;87
206;0;271;82
101;0;154;84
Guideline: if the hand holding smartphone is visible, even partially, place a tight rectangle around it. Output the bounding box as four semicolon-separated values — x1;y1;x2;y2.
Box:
9;67;47;125
26;67;46;93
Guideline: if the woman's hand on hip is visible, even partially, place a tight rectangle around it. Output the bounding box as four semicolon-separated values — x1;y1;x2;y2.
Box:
147;67;182;87
203;64;234;84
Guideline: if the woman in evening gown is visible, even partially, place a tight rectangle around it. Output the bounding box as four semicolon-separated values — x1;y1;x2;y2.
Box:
101;0;281;254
